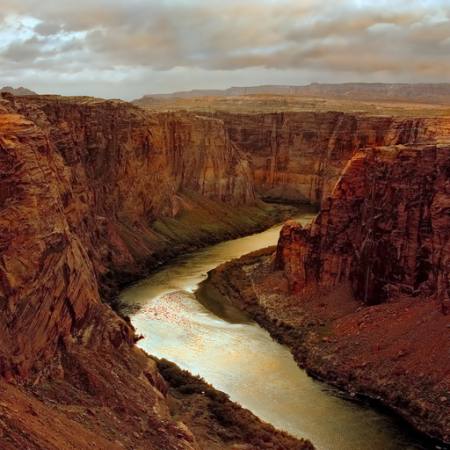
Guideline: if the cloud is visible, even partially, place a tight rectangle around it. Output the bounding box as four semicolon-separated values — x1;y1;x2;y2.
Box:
2;36;44;62
0;0;449;98
34;22;62;36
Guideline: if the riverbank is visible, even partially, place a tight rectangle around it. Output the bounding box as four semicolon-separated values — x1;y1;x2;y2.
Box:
157;359;313;450
19;339;313;450
203;248;450;448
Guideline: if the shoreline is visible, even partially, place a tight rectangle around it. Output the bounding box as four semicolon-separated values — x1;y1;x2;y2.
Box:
202;247;450;449
156;358;314;450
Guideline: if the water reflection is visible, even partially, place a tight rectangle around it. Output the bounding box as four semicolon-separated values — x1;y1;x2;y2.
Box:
121;208;427;450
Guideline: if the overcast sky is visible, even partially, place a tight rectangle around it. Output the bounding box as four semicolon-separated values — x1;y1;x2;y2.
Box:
0;0;449;99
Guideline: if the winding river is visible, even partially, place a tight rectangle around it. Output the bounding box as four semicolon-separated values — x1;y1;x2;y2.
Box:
120;208;427;450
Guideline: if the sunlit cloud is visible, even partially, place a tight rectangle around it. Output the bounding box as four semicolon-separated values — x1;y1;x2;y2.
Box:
0;0;449;98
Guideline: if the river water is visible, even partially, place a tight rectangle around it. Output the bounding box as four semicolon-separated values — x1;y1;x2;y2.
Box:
120;208;427;450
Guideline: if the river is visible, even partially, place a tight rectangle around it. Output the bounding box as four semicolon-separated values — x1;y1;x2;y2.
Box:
120;208;427;450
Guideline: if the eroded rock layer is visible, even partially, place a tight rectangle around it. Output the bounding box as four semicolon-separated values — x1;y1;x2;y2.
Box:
219;112;450;204
0;94;258;378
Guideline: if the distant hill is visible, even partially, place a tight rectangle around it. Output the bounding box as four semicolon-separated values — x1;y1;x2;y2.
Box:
134;83;450;106
0;86;37;96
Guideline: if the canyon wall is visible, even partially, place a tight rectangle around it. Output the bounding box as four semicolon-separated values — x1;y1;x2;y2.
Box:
205;141;450;443
219;112;450;204
258;141;450;443
1;93;257;378
275;143;450;311
0;94;314;449
14;95;259;300
0;96;188;448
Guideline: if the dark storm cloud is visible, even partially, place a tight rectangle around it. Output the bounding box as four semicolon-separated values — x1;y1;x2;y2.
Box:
0;0;449;98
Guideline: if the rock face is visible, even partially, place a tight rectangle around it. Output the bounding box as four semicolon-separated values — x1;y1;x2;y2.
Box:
219;112;450;204
0;106;104;378
275;144;450;310
0;94;256;378
0;96;191;449
11;95;257;300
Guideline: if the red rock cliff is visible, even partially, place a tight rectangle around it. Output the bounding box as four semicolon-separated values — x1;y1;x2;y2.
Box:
275;143;450;311
12;96;258;299
2;91;450;447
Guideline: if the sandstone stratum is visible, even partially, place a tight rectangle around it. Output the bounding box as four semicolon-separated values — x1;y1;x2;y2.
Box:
0;91;449;448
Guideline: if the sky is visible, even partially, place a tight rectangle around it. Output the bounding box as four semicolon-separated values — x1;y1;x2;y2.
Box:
0;0;449;99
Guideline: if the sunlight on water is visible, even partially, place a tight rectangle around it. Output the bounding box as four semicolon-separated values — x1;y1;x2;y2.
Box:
121;209;427;450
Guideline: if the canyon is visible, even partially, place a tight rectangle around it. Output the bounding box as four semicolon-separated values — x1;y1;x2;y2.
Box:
0;92;311;449
1;90;449;448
